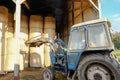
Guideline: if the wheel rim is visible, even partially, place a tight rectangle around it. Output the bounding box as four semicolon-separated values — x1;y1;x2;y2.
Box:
86;64;111;80
43;70;51;80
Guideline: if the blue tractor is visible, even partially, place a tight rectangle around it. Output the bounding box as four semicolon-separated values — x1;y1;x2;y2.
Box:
26;19;120;80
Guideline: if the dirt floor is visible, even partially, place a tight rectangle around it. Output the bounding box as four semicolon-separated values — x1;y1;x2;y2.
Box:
0;68;68;80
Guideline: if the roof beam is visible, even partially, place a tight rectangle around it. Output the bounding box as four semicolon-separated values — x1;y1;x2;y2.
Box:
23;1;30;10
89;0;99;11
89;0;101;18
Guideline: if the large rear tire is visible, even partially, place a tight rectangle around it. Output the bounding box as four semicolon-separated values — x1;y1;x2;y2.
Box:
77;53;120;80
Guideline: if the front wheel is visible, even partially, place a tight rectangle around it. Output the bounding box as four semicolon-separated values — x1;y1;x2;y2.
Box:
42;67;55;80
77;53;120;80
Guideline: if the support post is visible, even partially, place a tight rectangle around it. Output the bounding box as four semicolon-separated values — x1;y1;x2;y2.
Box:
14;64;19;80
81;0;84;22
72;0;74;24
98;0;102;18
12;0;25;80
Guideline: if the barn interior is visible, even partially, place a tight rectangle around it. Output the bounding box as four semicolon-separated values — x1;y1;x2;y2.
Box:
0;0;101;72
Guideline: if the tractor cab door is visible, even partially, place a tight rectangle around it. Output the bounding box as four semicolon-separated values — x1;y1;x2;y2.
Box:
67;26;87;70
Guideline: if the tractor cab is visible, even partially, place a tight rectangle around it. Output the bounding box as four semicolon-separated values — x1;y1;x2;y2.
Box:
67;18;114;70
69;18;113;51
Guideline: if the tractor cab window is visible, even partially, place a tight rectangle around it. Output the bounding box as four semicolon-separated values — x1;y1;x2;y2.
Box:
88;23;109;47
69;27;85;50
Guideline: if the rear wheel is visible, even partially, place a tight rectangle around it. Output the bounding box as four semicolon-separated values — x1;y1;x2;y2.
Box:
86;64;111;80
77;53;120;80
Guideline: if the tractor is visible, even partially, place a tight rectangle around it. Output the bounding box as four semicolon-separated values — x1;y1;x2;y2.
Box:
26;18;120;80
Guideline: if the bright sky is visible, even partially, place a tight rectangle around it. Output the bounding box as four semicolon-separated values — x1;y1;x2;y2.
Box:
101;0;120;32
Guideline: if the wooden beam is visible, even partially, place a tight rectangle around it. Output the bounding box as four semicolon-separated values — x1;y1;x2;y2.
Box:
23;1;30;10
13;0;16;3
89;0;101;18
89;0;100;11
12;0;25;4
20;0;25;4
13;0;30;10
